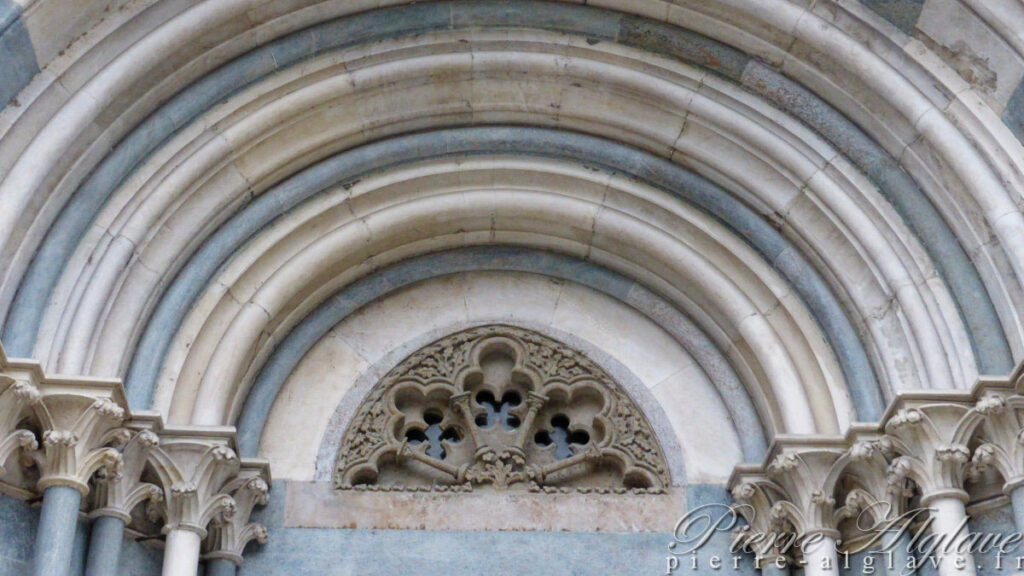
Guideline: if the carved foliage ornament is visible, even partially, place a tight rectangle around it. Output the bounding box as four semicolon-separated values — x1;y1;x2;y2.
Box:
334;326;670;493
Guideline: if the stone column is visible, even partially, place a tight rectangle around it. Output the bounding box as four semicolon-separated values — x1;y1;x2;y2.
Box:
802;535;837;576
928;495;974;574
0;349;273;576
162;528;203;576
71;516;92;575
31;484;83;576
732;442;845;576
759;558;790;576
150;433;254;576
206;558;238;576
85;515;125;576
85;428;162;576
969;394;1024;533
201;464;270;576
880;524;913;576
885;405;978;576
23;385;129;576
1009;484;1024;533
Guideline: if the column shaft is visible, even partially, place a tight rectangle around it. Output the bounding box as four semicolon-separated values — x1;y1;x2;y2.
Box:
30;485;83;576
761;560;791;576
206;558;238;576
1009;485;1024;534
882;526;913;576
928;497;976;576
84;516;126;576
71;517;91;576
161;529;202;576
802;535;838;576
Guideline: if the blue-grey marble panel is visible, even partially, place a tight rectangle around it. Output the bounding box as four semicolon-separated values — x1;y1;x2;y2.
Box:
0;0;38;111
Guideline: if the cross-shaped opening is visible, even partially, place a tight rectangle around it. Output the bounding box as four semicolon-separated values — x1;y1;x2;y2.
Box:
474;390;522;430
534;414;590;460
405;409;461;459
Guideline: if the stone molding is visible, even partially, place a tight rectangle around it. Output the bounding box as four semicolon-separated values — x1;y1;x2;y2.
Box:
202;464;271;565
729;361;1024;562
0;343;271;565
285;480;688;532
4;336;1024;567
0;344;129;497
147;428;243;538
88;425;162;523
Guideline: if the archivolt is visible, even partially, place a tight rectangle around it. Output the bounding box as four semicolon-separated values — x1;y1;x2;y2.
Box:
239;250;760;467
155;153;850;435
0;1;1021;450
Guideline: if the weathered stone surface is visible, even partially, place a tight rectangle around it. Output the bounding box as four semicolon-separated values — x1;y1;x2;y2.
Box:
286;481;687;532
333;325;671;493
2;0;1024;574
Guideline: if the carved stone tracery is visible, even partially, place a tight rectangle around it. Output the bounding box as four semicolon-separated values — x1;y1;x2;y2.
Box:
333;326;670;493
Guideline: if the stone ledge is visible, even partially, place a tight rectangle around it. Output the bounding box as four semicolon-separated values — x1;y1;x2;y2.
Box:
285;481;688;533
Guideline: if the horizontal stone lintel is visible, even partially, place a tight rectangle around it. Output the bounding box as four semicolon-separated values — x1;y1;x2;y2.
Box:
285;481;687;533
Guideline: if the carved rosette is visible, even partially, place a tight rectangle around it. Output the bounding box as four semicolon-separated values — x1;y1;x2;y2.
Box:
333;325;670;493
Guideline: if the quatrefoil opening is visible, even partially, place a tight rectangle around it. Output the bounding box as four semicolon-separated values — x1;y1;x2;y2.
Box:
334;326;670;493
534;413;591;460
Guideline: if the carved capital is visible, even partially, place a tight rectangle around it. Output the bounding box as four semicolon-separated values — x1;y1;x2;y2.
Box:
203;465;271;565
885;457;912;494
731;482;757;502
10;380;41;405
885;408;923;431
729;476;792;563
150;435;242;538
972;395;1024;489
881;402;976;499
935;444;970;464
975;394;1006;416
32;391;131;496
833;490;869;523
848;440;876;462
89;428;163;522
0;377;42;485
734;443;845;540
767;453;800;475
0;430;37;476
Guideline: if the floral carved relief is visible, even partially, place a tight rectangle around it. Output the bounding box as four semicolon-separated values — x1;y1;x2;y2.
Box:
334;325;670;493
